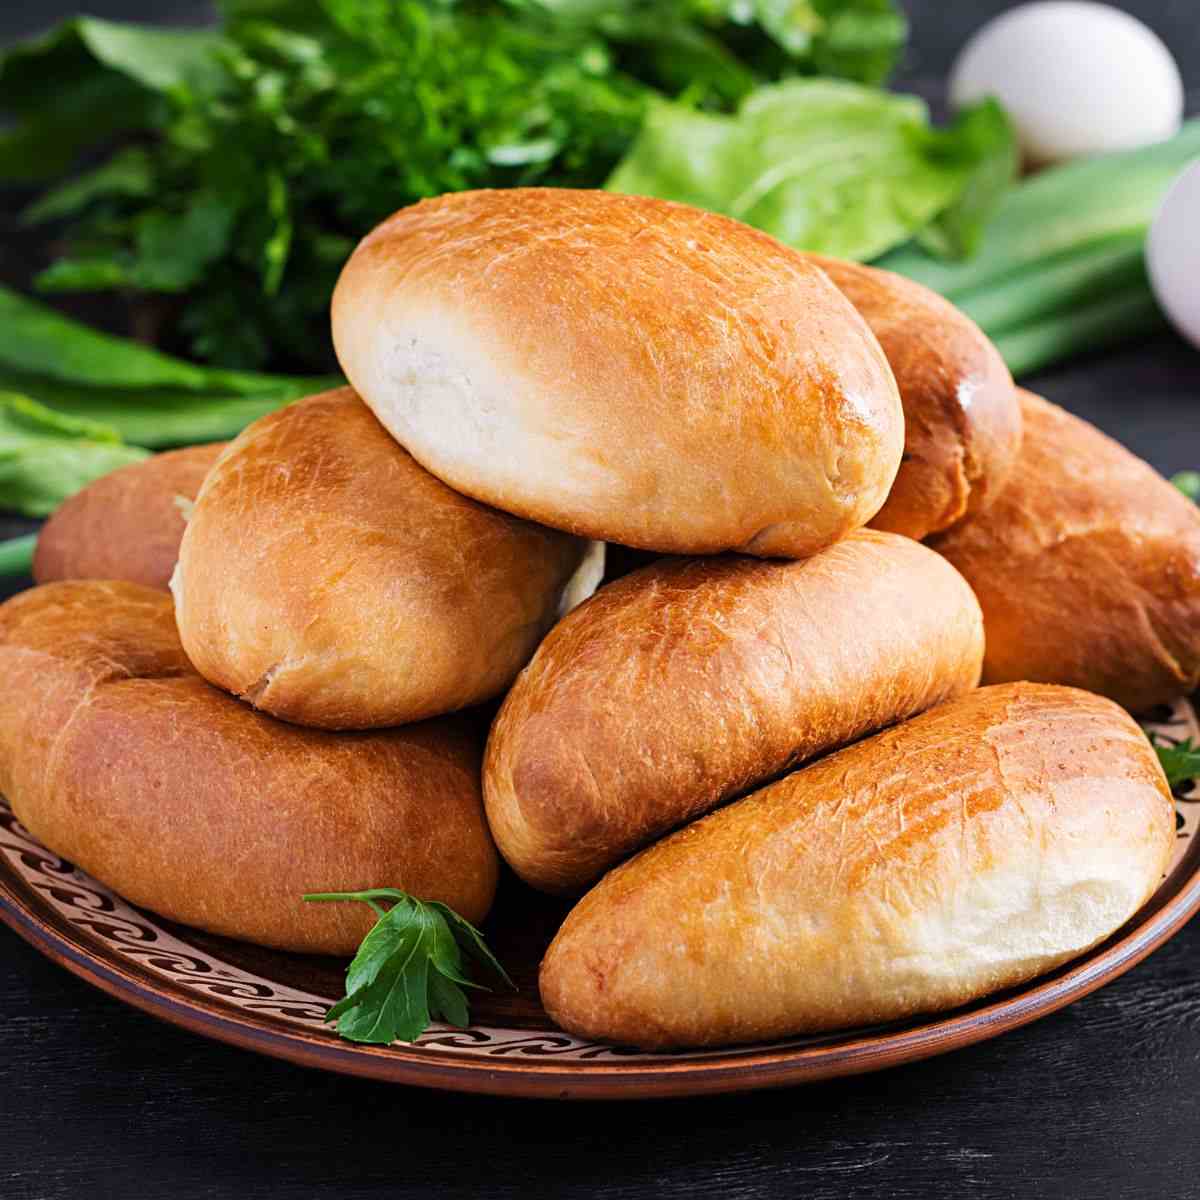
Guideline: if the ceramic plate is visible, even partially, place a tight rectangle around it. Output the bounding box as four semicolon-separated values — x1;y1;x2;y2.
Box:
2;698;1199;1100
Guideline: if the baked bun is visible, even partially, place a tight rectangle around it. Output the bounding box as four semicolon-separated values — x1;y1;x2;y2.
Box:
33;443;226;590
540;683;1173;1049
486;529;984;893
172;388;599;730
332;188;903;558
0;581;498;954
807;255;1020;541
933;390;1200;711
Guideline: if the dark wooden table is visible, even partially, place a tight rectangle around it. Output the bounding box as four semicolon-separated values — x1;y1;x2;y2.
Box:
3;4;1200;1198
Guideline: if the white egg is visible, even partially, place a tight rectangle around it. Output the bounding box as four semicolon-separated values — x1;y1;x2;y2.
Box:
1148;160;1200;351
950;2;1183;165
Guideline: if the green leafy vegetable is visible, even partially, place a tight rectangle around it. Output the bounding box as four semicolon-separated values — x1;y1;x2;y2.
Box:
0;284;234;391
1151;736;1200;791
0;393;148;517
1172;472;1200;503
0;286;334;447
527;0;908;97
879;119;1200;299
0;0;922;372
0;533;36;578
22;148;157;226
0;372;314;450
876;120;1200;375
0;18;227;183
304;889;513;1045
991;289;1165;379
0;22;165;182
915;98;1017;261
607;81;1015;261
944;231;1148;339
56;17;227;94
38;193;237;295
802;0;909;85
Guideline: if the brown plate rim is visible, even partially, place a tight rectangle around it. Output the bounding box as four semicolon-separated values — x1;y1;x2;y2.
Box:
2;826;1199;1100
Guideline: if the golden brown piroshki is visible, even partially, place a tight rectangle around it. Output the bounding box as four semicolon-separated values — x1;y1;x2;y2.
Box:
172;387;597;730
33;443;226;590
540;683;1174;1049
332;188;904;559
933;390;1200;711
485;529;985;893
808;255;1021;541
0;580;498;954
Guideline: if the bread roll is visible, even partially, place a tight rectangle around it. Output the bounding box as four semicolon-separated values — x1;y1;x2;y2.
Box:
0;581;498;954
541;683;1173;1049
808;255;1021;541
33;443;225;590
172;387;598;730
485;529;984;893
332;188;903;558
933;390;1200;711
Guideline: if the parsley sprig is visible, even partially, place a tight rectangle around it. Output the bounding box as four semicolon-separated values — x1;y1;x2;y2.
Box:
1150;735;1200;791
303;889;513;1045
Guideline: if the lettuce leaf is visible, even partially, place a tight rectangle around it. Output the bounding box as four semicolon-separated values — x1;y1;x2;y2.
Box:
915;98;1016;260
607;80;1015;261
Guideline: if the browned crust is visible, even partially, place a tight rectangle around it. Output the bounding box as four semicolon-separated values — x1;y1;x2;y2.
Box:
0;581;499;954
540;683;1174;1049
172;388;589;730
332;188;903;558
33;443;226;590
484;529;984;893
808;255;1021;541
933;390;1200;710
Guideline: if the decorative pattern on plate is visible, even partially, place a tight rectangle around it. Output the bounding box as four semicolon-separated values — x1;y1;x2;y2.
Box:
0;697;1196;1066
0;800;867;1061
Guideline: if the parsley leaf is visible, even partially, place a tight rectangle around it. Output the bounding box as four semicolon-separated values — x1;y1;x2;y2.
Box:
303;889;513;1045
1151;735;1200;790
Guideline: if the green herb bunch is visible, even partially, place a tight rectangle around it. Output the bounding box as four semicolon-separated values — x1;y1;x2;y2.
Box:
0;0;912;373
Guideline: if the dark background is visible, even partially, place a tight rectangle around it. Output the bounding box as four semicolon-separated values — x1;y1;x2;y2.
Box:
2;3;1200;1198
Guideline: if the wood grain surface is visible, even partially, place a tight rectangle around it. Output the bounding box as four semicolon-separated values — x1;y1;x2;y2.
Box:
1;2;1200;1197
